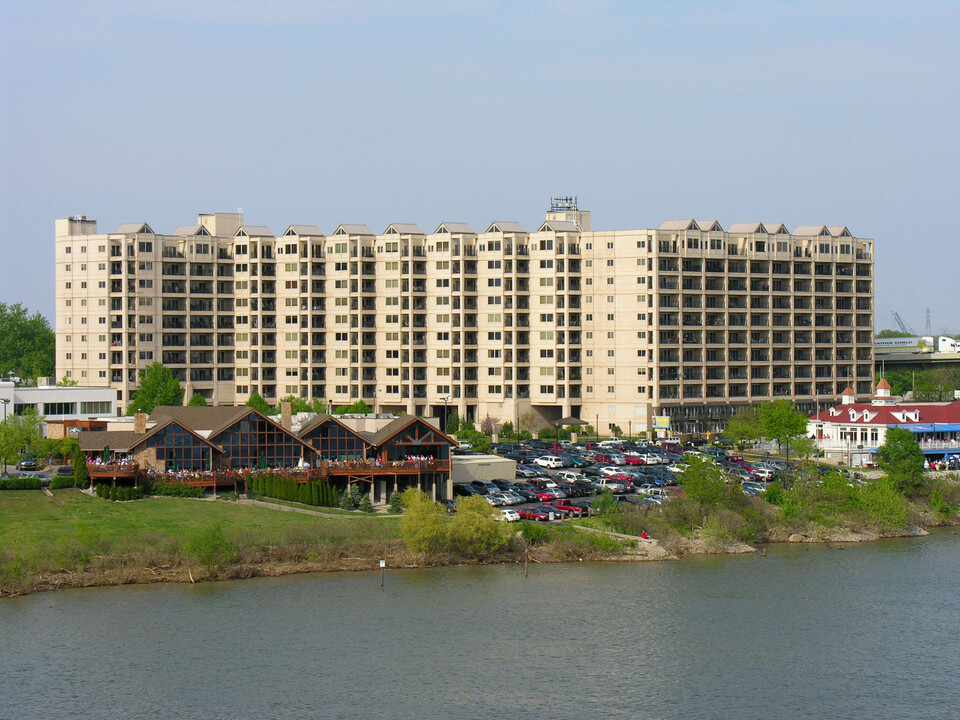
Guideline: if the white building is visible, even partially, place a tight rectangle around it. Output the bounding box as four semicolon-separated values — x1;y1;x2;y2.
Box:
808;379;960;465
0;379;118;437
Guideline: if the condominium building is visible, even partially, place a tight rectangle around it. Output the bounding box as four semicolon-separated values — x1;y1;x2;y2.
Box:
55;200;875;435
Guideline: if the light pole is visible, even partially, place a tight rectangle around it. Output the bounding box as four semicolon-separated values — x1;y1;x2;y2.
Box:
628;420;632;441
443;396;450;432
595;413;599;442
0;398;8;475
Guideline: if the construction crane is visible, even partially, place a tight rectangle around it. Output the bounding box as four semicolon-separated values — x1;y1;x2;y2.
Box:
891;310;915;335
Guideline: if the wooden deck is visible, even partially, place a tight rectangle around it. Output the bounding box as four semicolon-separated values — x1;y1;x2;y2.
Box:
88;460;450;488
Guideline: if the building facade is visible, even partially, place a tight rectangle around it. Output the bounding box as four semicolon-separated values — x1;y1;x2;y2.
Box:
809;380;960;466
0;379;117;437
55;202;875;434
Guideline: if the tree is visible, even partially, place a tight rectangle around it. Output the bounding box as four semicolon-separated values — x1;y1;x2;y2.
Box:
0;407;44;465
399;488;449;554
758;400;808;459
480;415;501;435
445;409;459;435
789;435;817;461
187;392;208;407
58;375;78;387
335;400;372;415
518;412;539;439
725;406;760;450
876;329;914;339
680;457;727;514
73;447;89;487
126;363;184;415
245;392;272;415
876;427;924;496
0;303;55;380
448;495;506;558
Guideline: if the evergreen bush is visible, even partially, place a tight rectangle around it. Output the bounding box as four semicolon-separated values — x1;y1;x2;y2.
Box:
358;495;374;513
0;476;43;490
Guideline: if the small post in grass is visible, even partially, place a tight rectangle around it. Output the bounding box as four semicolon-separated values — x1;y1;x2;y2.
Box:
379;558;385;588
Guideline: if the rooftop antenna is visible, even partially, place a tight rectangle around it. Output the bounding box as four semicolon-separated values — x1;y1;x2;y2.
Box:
925;308;932;336
549;195;581;231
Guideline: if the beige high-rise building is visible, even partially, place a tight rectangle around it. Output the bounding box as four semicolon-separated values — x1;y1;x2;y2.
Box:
55;200;875;436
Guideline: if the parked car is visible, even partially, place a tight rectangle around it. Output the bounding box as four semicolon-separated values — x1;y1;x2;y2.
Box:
453;484;481;498
498;508;521;522
17;456;37;471
550;499;586;517
517;506;554;522
539;503;571;519
597;478;630;493
534;455;565;469
471;480;500;495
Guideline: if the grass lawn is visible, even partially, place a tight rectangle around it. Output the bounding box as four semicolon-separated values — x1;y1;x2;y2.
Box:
0;490;403;587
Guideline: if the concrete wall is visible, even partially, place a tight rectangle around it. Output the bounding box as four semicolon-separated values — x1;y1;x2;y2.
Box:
451;454;516;485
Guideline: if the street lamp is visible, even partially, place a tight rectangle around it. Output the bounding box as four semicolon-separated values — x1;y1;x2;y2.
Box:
0;398;8;475
443;396;450;432
628;420;632;441
595;413;599;442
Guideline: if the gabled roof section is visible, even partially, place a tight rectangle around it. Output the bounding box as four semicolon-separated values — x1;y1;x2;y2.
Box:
114;222;154;234
77;418;223;454
333;224;374;236
171;224;200;236
235;225;274;238
659;219;699;231
298;413;371;445
538;220;580;233
79;430;148;453
793;225;829;236
727;222;767;234
876;378;892;390
369;415;457;448
486;221;526;234
284;225;324;237
696;220;723;232
384;223;424;236
827;226;852;237
149;405;253;437
434;222;475;235
764;223;788;234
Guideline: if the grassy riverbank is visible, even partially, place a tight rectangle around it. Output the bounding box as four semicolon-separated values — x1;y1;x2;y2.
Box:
0;490;633;597
4;471;959;597
0;490;405;596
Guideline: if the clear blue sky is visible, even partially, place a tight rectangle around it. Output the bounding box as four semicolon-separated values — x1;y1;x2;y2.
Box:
2;1;957;333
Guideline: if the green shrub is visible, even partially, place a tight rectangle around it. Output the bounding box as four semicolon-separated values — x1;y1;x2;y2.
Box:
448;495;506;558
596;489;618;517
399;487;450;554
389;490;405;514
73;450;89;487
929;489;958;521
50;476;78;490
151;482;205;498
358;495;374;513
340;484;362;510
184;523;235;568
519;520;549;544
0;477;43;490
858;478;909;529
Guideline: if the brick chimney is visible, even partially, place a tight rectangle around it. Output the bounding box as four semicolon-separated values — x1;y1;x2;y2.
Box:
281;401;292;431
134;412;147;434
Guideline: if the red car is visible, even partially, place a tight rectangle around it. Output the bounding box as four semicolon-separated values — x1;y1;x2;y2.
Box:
549;499;586;516
517;507;554;521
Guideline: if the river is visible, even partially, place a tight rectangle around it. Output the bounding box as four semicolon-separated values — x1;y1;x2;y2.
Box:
2;530;958;720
